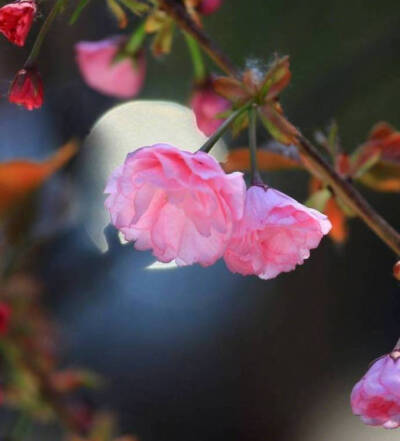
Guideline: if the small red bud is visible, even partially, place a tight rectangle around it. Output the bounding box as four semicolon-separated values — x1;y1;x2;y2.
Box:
9;66;43;110
393;261;400;281
0;303;11;335
336;153;350;177
198;0;222;15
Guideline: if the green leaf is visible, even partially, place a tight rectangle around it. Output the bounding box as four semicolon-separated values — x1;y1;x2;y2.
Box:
231;111;248;137
106;0;128;28
305;188;331;212
118;0;150;15
69;0;91;24
359;161;400;192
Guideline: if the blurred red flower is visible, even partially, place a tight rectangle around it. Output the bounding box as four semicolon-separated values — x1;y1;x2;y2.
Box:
9;66;43;110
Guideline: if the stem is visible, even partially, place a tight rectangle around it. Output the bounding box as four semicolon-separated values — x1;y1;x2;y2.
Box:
159;0;400;257
25;0;66;67
199;103;251;153
248;104;262;185
183;32;206;83
158;0;238;77
125;20;147;54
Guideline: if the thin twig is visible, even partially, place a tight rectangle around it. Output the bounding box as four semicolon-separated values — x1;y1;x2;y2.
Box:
159;0;239;77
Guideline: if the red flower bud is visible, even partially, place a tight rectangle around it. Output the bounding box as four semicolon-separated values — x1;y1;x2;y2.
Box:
0;303;11;335
9;66;43;110
394;261;400;281
0;0;36;46
198;0;222;15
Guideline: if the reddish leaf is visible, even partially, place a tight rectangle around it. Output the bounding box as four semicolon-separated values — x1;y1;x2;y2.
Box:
368;122;395;141
335;153;351;177
326;197;348;244
242;69;259;95
212;76;249;103
223;148;302;172
0;140;77;216
353;122;400;191
260;55;291;101
359;162;400;192
258;104;299;145
50;369;102;393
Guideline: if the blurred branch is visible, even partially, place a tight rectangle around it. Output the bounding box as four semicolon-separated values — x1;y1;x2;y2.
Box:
159;0;238;77
160;0;400;256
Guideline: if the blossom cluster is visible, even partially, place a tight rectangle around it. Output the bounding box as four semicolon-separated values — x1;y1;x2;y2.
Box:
105;144;331;279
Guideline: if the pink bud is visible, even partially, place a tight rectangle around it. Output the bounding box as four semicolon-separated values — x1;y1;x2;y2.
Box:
75;36;146;99
351;351;400;429
0;0;36;46
198;0;222;15
191;81;231;136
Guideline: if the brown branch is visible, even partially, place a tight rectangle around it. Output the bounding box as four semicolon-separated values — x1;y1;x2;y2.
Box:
161;0;400;256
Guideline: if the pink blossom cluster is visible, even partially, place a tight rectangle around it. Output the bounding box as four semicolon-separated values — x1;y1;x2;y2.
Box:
105;144;331;279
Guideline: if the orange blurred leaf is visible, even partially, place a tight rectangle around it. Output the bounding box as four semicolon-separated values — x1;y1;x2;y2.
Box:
212;76;249;103
359;162;400;192
308;178;348;243
0;140;78;216
326;197;348;244
224;148;302;172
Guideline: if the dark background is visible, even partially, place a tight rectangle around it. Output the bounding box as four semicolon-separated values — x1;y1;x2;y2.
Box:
1;1;400;440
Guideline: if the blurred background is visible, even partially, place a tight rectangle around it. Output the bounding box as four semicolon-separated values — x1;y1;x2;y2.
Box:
1;0;400;440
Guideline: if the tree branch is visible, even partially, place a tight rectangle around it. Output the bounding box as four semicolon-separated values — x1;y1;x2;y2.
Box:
161;0;400;256
159;0;239;77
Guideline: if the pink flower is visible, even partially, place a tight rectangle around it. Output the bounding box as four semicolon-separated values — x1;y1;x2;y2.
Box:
191;82;230;136
198;0;222;15
105;144;245;266
75;36;146;99
351;351;400;429
224;185;331;279
0;0;36;46
9;66;43;110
